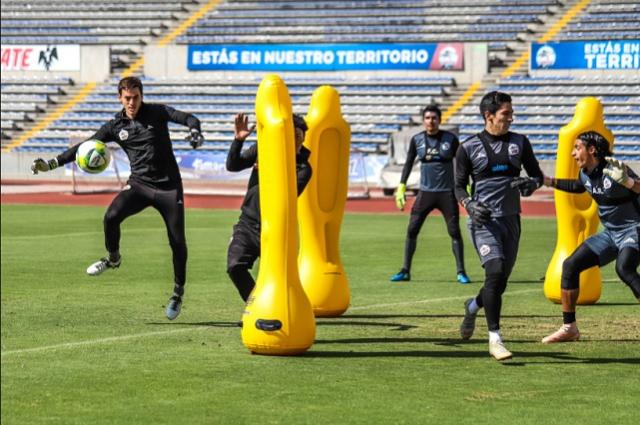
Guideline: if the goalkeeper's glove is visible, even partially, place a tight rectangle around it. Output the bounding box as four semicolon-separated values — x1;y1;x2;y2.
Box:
462;198;491;226
510;176;542;197
395;183;407;211
186;128;204;149
31;158;58;175
603;156;635;189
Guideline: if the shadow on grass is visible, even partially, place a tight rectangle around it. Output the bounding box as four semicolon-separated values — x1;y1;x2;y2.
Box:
315;337;531;345
303;349;640;364
334;313;557;320
146;321;240;328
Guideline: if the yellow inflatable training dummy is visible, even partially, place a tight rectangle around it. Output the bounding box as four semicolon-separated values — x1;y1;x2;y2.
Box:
241;75;316;355
544;97;613;304
298;86;351;317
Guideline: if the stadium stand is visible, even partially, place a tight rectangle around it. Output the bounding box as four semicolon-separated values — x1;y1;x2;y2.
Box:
1;0;639;180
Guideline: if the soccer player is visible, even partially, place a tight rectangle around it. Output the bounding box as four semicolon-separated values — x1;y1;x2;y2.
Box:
30;76;204;320
541;131;640;343
454;91;544;361
390;105;471;284
225;112;312;302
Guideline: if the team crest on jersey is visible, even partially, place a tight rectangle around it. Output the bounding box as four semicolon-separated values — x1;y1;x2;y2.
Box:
508;144;520;156
479;244;491;256
603;177;612;190
119;129;129;141
441;142;450;151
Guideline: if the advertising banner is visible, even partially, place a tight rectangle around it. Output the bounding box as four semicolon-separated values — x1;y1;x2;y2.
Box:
531;40;640;70
188;43;464;71
1;44;81;71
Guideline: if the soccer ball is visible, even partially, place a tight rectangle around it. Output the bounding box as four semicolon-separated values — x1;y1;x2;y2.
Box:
76;140;111;174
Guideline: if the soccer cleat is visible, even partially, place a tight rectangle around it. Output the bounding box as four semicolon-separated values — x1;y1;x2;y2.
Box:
541;324;580;344
165;295;182;320
86;257;121;276
457;273;471;284
489;340;513;361
390;269;411;282
460;298;477;340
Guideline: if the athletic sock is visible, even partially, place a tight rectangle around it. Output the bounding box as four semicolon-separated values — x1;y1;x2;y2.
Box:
468;298;480;314
488;330;502;343
562;312;576;325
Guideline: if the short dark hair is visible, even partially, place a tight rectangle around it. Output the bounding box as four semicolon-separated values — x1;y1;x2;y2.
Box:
577;131;612;159
479;91;511;119
293;113;308;132
421;104;442;120
118;76;143;96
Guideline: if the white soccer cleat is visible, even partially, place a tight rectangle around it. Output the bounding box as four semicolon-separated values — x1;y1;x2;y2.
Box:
489;341;513;361
86;257;121;276
542;324;580;344
166;295;182;320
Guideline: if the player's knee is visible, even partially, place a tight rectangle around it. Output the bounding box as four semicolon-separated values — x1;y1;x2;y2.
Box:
561;256;583;289
103;209;121;226
615;260;639;284
484;259;507;294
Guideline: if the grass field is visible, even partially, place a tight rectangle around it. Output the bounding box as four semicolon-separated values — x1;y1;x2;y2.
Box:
1;204;638;424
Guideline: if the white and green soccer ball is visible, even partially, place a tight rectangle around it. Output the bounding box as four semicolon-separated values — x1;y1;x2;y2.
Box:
75;140;111;174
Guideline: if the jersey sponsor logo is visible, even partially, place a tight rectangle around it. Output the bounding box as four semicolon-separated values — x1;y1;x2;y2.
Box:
508;143;520;156
491;164;509;173
603;177;612;190
119;129;129;141
479;244;491;257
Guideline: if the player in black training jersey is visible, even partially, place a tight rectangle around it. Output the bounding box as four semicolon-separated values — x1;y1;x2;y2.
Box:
390;105;470;284
31;76;204;320
225;113;312;302
541;131;640;344
454;91;545;361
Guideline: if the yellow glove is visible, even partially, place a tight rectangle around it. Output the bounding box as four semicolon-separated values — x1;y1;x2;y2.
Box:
395;183;407;210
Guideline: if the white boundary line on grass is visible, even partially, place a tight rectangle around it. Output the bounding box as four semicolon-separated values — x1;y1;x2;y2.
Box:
349;288;540;311
1;289;539;357
1;326;209;357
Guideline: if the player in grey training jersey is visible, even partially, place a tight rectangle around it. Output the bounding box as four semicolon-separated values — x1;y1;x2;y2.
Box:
454;91;544;361
541;131;640;344
391;105;470;284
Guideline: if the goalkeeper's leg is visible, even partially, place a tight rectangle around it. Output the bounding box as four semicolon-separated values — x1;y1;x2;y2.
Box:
88;185;150;276
615;247;640;301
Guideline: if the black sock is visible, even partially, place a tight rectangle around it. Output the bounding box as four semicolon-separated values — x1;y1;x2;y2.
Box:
562;311;576;324
173;285;185;297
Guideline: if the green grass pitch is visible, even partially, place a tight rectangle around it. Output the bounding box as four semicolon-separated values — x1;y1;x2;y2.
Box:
1;204;638;424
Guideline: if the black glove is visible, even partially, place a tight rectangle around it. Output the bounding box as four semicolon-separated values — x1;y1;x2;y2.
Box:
463;199;491;226
510;177;541;197
186;129;204;149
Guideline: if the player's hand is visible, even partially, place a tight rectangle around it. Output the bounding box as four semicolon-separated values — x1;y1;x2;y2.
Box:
604;156;634;189
187;129;204;149
234;113;256;142
31;158;57;175
510;177;541;197
395;183;407;210
464;199;491;226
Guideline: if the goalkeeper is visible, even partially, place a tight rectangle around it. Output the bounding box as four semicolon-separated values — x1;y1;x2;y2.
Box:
454;91;544;361
541;131;640;344
225;113;312;302
30;76;204;321
390;105;470;284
